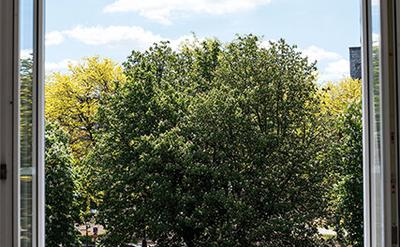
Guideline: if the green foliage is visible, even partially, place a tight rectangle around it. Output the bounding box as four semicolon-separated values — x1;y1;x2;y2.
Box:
45;57;126;220
93;36;329;246
45;56;126;159
320;78;363;246
45;123;81;246
42;34;364;247
332;101;363;246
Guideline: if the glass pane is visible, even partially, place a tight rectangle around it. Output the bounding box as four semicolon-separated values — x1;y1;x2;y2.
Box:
19;0;35;246
370;0;383;246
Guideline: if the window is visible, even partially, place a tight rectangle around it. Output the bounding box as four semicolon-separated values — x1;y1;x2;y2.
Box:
4;0;400;246
44;1;364;246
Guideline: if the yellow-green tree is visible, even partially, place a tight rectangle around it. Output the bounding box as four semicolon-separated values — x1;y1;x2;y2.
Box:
320;78;362;116
45;57;126;218
320;78;363;246
46;57;126;159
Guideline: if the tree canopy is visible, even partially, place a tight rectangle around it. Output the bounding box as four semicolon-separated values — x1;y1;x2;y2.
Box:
92;36;330;247
45;57;126;158
44;35;363;247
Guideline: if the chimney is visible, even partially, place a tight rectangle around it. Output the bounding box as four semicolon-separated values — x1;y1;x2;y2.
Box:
349;47;361;80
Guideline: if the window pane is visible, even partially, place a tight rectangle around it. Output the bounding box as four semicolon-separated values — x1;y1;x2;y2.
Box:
19;0;35;246
370;0;383;246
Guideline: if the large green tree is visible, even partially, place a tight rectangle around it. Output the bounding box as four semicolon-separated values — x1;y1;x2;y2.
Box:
93;36;329;246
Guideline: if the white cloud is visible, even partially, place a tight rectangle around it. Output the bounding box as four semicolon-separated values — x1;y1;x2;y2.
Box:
104;0;272;24
259;39;276;49
372;32;380;43
169;34;206;50
302;45;341;62
47;26;163;47
20;49;33;59
46;31;65;46
319;59;350;82
63;26;163;47
299;45;350;83
46;59;77;73
46;25;205;50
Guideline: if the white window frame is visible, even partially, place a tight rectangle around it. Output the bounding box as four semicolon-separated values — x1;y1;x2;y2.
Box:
362;0;399;246
1;0;45;246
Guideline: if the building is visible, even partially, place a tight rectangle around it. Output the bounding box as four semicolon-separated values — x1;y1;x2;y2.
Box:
350;46;362;80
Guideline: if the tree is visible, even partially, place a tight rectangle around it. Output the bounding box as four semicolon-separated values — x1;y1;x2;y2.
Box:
45;57;126;218
45;57;126;158
320;78;362;116
321;79;363;246
334;101;363;246
45;123;81;246
93;36;329;246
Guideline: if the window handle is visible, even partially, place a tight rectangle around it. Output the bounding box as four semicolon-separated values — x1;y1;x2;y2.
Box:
0;164;7;180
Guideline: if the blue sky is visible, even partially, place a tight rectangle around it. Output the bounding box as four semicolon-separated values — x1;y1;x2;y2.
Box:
45;0;361;82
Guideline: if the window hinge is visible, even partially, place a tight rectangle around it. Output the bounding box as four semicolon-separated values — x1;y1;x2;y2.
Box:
391;131;395;144
0;164;7;180
393;225;398;244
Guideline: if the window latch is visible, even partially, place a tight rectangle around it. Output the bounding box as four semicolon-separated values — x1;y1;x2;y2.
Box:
0;164;7;180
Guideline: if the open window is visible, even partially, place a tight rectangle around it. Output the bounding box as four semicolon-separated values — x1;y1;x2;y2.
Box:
2;0;400;246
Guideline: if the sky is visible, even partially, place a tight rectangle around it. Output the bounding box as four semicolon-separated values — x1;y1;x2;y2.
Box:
45;0;362;83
